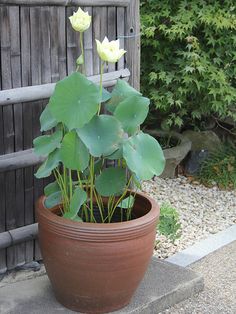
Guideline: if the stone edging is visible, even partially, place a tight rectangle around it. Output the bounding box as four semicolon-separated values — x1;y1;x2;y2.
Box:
166;224;236;267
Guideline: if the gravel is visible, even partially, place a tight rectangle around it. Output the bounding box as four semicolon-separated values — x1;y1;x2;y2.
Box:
142;176;236;259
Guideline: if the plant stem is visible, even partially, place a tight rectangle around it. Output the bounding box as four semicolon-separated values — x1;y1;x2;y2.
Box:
127;189;137;221
77;171;89;222
93;189;104;222
89;156;95;223
68;169;73;202
98;61;104;115
80;32;85;74
108;176;133;223
53;169;69;212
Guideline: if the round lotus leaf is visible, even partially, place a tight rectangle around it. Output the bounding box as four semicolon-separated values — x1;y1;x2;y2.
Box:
105;79;141;113
114;95;150;135
33;129;62;157
44;191;62;209
40;105;57;132
117;195;135;209
44;181;60;197
95;167;127;196
77;115;123;157
61;130;89;171
63;187;87;220
49;72;100;130
123;132;165;180
35;148;61;179
106;147;123;160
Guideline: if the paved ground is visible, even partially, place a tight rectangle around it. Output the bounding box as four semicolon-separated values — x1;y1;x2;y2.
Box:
163;241;236;313
0;258;203;314
0;241;235;313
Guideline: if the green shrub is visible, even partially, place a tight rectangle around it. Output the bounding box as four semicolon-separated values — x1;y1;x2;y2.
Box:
157;202;181;241
199;143;236;189
141;1;236;129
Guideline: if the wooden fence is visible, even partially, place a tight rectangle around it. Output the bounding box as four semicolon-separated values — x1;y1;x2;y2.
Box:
0;0;140;274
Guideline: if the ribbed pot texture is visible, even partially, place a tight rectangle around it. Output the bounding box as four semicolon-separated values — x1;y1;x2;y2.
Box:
36;191;159;314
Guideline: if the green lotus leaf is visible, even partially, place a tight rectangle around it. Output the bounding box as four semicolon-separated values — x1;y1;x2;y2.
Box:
71;216;83;222
40;105;57;132
82;158;103;178
77;115;123;158
117;195;135;209
95;167;127;196
123;132;165;180
33;129;62;157
44;191;62;209
63;187;87;220
49;72;100;130
102;88;111;102
106;80;141;113
114;95;150;135
35;148;61;179
44;181;60;197
106;147;123;160
61;130;89;171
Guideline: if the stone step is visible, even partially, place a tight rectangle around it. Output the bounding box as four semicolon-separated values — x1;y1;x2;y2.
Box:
0;257;204;314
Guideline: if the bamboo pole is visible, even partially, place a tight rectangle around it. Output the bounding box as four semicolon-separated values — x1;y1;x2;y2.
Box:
0;68;130;106
0;149;45;173
0;0;130;7
0;224;38;250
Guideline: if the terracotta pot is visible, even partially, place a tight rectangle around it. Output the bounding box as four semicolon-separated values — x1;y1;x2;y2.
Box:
36;191;159;314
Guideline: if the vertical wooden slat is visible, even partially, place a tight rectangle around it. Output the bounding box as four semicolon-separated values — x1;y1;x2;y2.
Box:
34;6;52;261
1;6;17;270
125;0;140;90
21;5;34;264
50;6;67;82
58;7;67;79
107;7;116;72
30;6;43;263
117;7;125;70
9;5;25;267
66;6;80;75
0;6;7;275
93;7;108;75
84;6;93;76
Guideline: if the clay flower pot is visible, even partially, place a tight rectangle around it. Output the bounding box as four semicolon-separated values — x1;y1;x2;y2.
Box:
146;130;191;178
36;191;159;314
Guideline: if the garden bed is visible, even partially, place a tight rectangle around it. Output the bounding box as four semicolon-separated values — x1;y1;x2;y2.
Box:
142;176;236;259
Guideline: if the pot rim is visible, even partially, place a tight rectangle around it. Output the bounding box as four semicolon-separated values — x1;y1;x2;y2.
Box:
36;190;159;242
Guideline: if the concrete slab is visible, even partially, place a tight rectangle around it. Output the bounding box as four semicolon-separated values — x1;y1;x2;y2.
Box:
0;257;203;314
167;224;236;267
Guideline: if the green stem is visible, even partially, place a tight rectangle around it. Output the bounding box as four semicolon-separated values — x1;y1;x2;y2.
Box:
77;171;89;222
80;32;85;74
89;156;95;223
94;189;104;222
53;169;69;212
68;169;73;201
127;189;137;221
98;61;104;115
108;176;133;223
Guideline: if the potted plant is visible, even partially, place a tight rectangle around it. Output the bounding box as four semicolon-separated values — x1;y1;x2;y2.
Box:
145;129;191;178
34;8;165;314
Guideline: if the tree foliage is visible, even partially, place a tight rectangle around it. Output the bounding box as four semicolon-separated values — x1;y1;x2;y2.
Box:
141;0;236;129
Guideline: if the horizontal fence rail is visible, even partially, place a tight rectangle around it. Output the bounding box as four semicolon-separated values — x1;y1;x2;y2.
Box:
0;149;45;173
0;224;38;250
0;0;130;6
0;68;130;106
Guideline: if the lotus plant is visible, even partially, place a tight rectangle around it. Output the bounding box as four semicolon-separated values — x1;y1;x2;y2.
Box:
33;8;165;223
